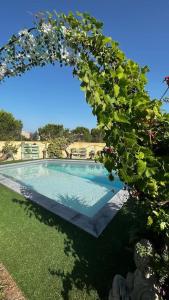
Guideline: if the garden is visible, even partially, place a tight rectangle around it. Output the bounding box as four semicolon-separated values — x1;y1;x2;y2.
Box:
0;11;168;300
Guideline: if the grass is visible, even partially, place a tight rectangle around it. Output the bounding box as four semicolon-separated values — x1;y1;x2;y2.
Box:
0;183;142;300
0;286;4;300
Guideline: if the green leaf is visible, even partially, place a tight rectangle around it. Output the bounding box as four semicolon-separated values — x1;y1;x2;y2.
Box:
113;111;130;123
152;210;159;217
137;160;147;175
147;216;153;226
135;152;144;159
102;37;112;45
160;222;166;230
94;91;100;103
116;66;124;79
114;84;120;97
145;168;156;178
146;179;158;194
118;168;131;183
80;83;87;91
83;73;89;83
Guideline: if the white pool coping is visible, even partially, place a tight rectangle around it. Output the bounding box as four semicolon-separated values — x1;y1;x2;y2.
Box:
0;159;129;237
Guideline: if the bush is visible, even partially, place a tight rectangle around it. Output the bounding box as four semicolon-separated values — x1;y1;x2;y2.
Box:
1;142;18;159
47;137;71;158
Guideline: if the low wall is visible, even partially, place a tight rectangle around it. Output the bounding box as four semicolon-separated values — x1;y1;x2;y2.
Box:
0;141;105;160
67;142;105;158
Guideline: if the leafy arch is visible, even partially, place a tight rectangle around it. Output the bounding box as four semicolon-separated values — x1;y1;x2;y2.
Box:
0;11;168;234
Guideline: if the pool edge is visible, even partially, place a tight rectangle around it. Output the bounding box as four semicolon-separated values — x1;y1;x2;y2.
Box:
0;159;129;237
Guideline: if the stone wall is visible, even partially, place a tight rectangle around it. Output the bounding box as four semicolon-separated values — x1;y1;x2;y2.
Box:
0;141;105;160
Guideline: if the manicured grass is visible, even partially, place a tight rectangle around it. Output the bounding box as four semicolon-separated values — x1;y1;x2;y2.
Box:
0;286;4;300
0;184;137;300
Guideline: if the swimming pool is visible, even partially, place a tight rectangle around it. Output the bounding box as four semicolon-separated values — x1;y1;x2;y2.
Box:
0;160;128;236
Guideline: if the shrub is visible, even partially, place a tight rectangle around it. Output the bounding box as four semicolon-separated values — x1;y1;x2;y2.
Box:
47;137;71;158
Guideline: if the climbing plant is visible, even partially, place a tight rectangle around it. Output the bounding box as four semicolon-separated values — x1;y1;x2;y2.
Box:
0;11;168;246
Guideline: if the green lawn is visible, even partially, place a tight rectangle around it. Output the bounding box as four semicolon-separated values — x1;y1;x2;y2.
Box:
0;184;136;300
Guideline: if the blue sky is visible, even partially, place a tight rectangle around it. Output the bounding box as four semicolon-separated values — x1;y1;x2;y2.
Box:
0;0;169;132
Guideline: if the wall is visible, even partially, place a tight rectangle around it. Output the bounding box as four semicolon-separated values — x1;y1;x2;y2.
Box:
0;141;47;160
0;141;105;160
66;142;105;158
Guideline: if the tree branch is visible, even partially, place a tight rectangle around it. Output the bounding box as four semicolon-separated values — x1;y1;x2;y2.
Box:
0;27;36;53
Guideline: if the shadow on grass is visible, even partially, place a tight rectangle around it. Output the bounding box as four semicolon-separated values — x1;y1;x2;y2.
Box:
12;193;147;300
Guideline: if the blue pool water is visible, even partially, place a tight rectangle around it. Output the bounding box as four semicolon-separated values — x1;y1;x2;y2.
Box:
0;161;123;217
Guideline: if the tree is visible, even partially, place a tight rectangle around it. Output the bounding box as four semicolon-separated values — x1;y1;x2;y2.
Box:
91;128;104;142
30;131;40;141
0;110;22;140
1;141;18;160
38;123;67;140
72;126;91;141
47;137;72;158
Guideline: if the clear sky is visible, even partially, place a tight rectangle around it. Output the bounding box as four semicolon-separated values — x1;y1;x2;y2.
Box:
0;0;169;132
